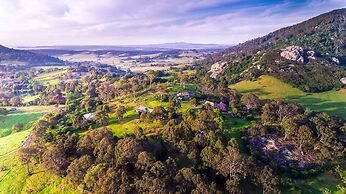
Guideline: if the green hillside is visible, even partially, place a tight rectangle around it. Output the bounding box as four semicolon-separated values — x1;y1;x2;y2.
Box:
230;75;346;119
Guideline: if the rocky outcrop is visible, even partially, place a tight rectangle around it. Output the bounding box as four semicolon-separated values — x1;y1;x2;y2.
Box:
307;50;316;60
280;46;306;63
332;57;340;64
341;77;346;84
280;46;319;63
209;62;227;78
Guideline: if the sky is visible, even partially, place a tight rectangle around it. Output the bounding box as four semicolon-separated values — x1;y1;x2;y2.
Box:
0;0;345;46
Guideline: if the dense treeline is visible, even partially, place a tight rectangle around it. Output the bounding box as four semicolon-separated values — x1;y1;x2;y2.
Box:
0;45;63;65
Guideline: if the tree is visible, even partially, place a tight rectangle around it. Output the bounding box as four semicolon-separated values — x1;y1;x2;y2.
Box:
240;93;261;111
18;146;40;175
145;70;157;89
136;151;155;171
297;125;314;149
167;97;181;113
152;106;167;120
42;145;69;176
156;84;168;105
0;108;9;115
115;136;144;165
199;76;216;95
67;155;94;186
94;109;109;126
216;84;230;101
12;123;25;132
259;166;280;194
282;116;297;140
9;96;22;106
229;89;240;105
97;81;116;101
135;173;167;193
178;73;188;90
114;105;126;121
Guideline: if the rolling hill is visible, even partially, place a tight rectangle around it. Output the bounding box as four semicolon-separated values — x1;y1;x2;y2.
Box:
0;45;63;67
206;8;346;92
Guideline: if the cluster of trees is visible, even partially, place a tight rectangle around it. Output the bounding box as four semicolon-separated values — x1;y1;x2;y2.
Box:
245;98;346;163
21;105;281;193
0;93;22;106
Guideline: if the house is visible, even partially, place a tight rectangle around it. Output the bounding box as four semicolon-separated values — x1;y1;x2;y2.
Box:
175;92;195;101
83;113;95;120
201;100;215;107
214;102;228;112
136;106;153;113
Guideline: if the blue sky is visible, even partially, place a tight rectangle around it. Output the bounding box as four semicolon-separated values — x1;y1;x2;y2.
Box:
0;0;345;46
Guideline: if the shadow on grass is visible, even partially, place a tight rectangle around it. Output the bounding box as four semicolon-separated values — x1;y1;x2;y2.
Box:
108;111;139;126
287;96;346;119
237;88;271;96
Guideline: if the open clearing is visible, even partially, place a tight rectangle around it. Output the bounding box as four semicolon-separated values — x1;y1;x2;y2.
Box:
0;112;40;137
34;69;67;85
0;106;59;137
230;75;346;119
0;129;30;156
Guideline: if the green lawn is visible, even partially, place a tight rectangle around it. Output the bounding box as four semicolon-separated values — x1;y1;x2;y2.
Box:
0;129;31;156
0;106;57;138
230;75;346;119
0;112;42;137
283;171;343;194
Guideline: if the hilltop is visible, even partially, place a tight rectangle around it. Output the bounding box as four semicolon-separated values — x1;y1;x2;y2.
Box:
205;8;346;92
0;45;63;68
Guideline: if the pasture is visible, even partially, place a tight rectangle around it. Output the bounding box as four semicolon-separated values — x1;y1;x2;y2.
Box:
0;106;57;137
34;69;67;85
0;129;30;155
230;75;346;119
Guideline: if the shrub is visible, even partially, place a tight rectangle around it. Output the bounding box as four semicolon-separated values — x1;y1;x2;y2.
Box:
12;123;26;132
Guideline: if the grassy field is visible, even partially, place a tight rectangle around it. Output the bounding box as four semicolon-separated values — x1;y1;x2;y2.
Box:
230;75;346;119
22;95;39;103
34;70;67;85
0;129;30;156
0;104;75;194
0;152;76;194
0;106;57;137
283;171;343;194
0;113;41;137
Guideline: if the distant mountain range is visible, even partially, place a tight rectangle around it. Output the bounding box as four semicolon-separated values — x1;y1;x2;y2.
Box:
0;42;228;68
17;42;230;51
206;8;346;92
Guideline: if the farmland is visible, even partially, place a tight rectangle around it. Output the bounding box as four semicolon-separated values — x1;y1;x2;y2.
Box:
0;106;58;137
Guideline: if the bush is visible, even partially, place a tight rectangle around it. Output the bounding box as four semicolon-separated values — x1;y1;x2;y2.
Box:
12;123;26;132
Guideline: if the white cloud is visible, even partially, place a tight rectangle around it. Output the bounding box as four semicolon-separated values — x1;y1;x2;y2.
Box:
0;0;345;46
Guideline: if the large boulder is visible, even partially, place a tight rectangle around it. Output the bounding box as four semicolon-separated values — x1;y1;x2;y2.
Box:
341;77;346;85
209;61;227;78
280;46;306;63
